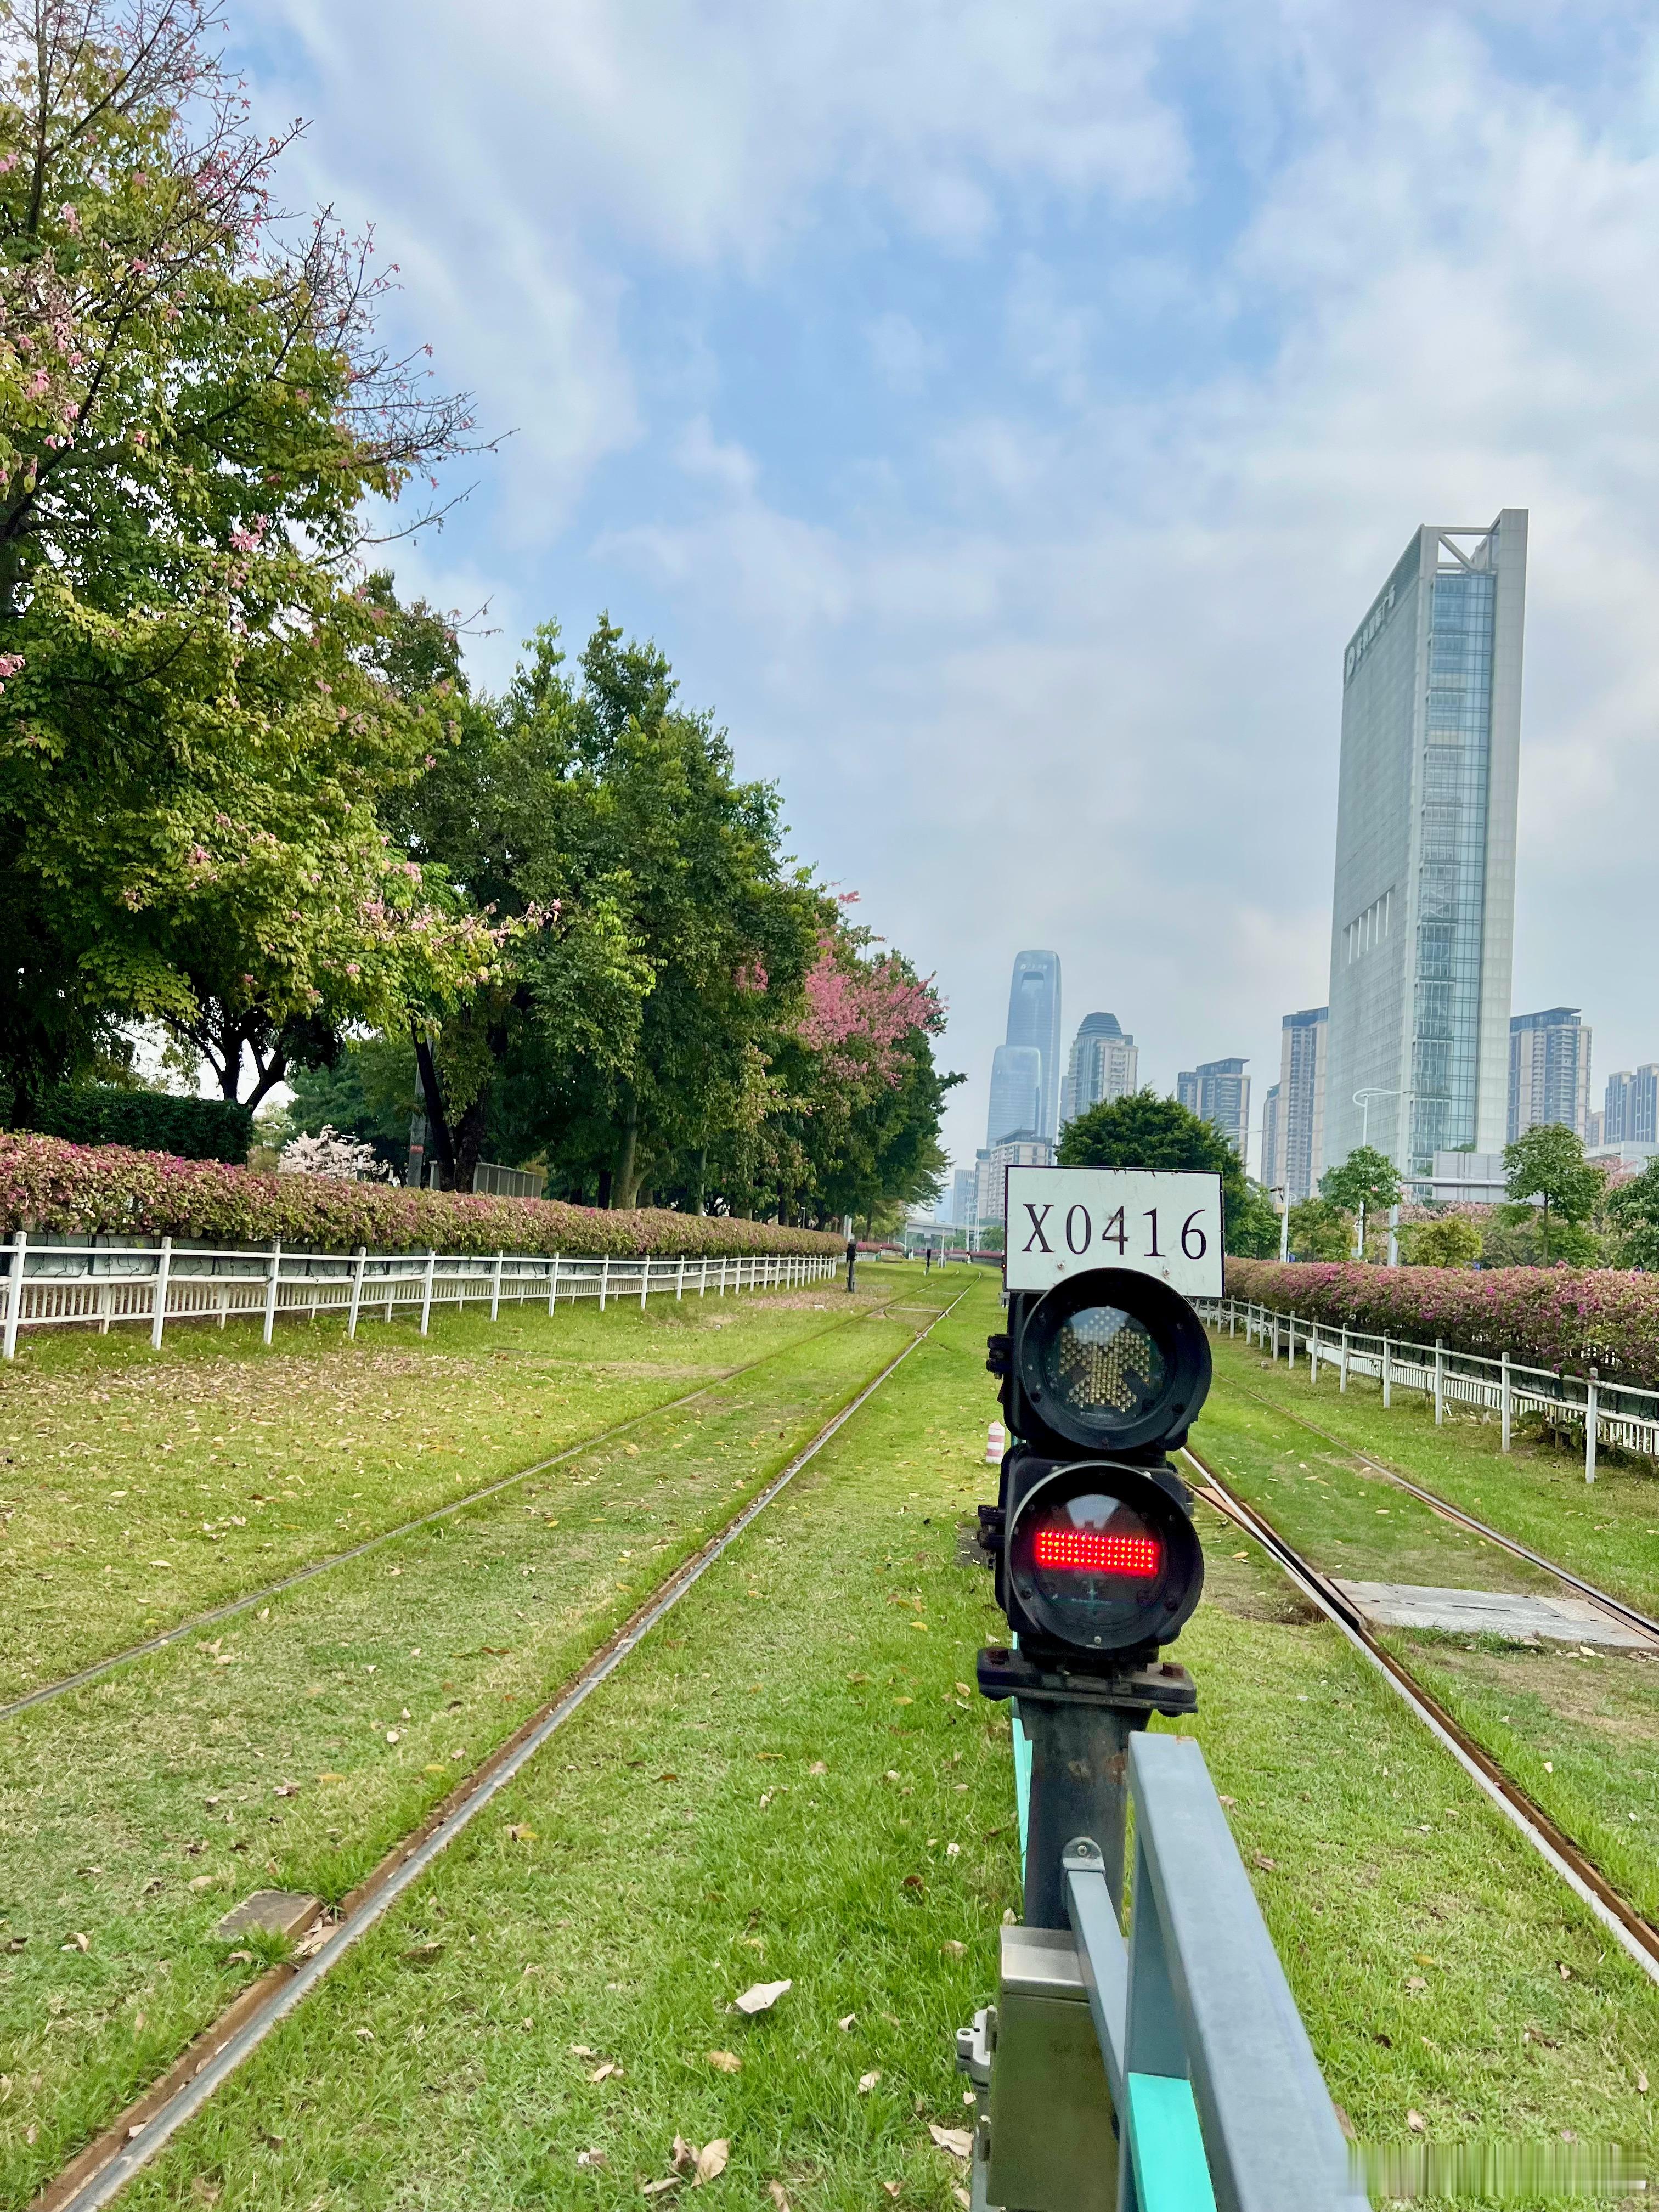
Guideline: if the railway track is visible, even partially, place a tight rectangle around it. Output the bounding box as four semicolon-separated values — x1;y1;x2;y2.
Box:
4;1283;916;1723
32;1289;967;2212
1225;1376;1659;1646
1182;1442;1659;1991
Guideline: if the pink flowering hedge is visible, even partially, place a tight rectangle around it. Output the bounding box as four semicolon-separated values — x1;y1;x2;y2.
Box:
1226;1258;1659;1390
0;1135;843;1259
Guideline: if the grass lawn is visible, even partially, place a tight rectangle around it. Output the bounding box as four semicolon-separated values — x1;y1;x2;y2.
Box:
1206;1329;1659;1616
0;1283;930;2208
1;1269;916;1700
46;1275;1652;2212
1197;1340;1659;1963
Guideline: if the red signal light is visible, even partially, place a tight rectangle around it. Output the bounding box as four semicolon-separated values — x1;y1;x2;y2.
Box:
1032;1524;1161;1579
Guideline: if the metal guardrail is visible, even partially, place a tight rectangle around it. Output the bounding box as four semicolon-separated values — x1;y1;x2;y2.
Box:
0;1235;835;1358
1202;1295;1659;1480
1068;1734;1366;2212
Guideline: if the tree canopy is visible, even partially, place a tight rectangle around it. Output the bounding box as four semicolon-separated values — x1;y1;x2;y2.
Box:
1502;1124;1604;1263
1057;1089;1273;1255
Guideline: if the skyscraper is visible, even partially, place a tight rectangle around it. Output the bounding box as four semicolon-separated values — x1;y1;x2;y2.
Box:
1324;512;1527;1178
1605;1066;1659;1146
949;1167;977;1227
1002;951;1062;1146
1277;1006;1329;1201
1260;1082;1282;1193
986;1043;1043;1147
1059;1012;1139;1128
1176;1058;1251;1160
1508;1008;1592;1142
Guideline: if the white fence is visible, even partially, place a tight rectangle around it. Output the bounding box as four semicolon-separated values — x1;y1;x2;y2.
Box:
1202;1295;1659;1481
0;1232;838;1358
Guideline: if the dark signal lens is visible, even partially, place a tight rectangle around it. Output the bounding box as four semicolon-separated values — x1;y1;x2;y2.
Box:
1032;1524;1161;1578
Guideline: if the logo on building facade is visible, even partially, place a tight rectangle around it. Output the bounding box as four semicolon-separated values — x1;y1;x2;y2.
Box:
1344;583;1397;685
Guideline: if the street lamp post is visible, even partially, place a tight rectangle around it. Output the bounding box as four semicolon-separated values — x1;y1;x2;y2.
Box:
1351;1089;1412;1262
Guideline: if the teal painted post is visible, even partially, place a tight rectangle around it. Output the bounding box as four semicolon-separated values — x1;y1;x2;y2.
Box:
1126;2074;1218;2212
1012;1708;1032;1880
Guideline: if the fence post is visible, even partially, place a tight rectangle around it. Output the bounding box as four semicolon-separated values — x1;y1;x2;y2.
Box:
1586;1367;1599;1485
548;1254;561;1316
701;1257;709;1297
1339;1325;1349;1393
1309;1323;1318;1385
419;1249;436;1338
2;1228;25;1362
1434;1338;1444;1426
149;1234;173;1350
1500;1351;1511;1452
1382;1334;1391;1408
676;1256;686;1301
490;1251;503;1323
640;1256;649;1312
1229;1299;1237;1338
347;1246;367;1340
719;1256;727;1298
599;1252;610;1312
262;1239;282;1346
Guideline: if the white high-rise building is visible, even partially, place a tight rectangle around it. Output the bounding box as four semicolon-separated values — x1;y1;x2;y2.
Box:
1059;1012;1139;1129
1260;1083;1282;1193
1176;1059;1250;1161
1324;512;1527;1178
1276;1007;1329;1201
1508;1008;1592;1142
1000;951;1062;1146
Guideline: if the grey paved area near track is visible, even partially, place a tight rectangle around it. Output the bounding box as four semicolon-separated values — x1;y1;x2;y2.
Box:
1334;1581;1659;1652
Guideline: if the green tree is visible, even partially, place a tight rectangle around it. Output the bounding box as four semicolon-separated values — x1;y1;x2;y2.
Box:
1319;1146;1402;1259
1058;1090;1261;1252
1502;1124;1604;1264
1405;1215;1483;1268
1607;1159;1659;1271
1288;1196;1355;1261
0;1;487;1110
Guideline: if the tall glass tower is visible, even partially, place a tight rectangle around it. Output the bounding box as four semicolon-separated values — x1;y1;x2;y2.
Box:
1001;950;1062;1146
1324;512;1527;1179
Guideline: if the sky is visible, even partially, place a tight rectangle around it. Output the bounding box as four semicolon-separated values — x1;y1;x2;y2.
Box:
232;0;1659;1183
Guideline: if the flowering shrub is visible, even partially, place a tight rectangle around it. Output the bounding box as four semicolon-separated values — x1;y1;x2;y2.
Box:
0;1135;842;1257
279;1127;397;1183
1226;1257;1659;1390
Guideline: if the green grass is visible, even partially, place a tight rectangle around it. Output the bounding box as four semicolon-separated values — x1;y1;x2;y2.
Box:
0;1285;929;2207
1199;1334;1659;1972
0;1269;912;1697
22;1276;1644;2212
1206;1328;1659;1615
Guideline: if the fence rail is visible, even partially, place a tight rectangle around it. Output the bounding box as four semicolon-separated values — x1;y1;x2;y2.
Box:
0;1233;836;1358
1203;1295;1659;1479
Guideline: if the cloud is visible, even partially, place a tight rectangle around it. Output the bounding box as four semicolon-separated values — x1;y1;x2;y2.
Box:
238;0;1659;1176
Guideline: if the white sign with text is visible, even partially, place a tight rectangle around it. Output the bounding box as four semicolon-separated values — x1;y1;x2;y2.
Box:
1003;1166;1224;1299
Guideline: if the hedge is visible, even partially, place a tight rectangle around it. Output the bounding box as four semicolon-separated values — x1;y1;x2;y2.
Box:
0;1135;844;1259
24;1086;254;1163
1225;1257;1659;1393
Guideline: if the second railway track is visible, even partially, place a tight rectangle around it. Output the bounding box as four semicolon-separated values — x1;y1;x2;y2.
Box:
1182;1441;1659;1991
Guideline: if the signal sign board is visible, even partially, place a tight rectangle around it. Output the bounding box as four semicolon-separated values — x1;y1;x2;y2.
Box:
1003;1166;1224;1299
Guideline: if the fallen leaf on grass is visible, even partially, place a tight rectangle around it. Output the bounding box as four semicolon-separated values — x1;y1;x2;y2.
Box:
572;2043;596;2057
954;1681;972;1699
354;2027;374;2042
882;2185;900;2200
1638;2070;1649;2094
642;2181;680;2198
767;2186;790;2211
61;1932;89;1953
506;1824;537;1843
672;2136;697;2175
707;2051;741;2072
929;2124;973;2159
808;1761;827;1776
1252;1855;1278;1872
577;2149;607;2168
224;1949;252;1966
733;1979;790;2015
940;1941;966;1959
859;2070;881;2094
953;2189;970;2208
1407;2112;1426;2135
695;2140;729;2185
590;2062;620;2083
838;2013;856;2031
1406;1977;1427;1994
317;1772;347;1784
385;1729;400;1745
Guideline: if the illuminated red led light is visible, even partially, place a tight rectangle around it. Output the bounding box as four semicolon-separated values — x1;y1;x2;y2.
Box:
1032;1525;1161;1578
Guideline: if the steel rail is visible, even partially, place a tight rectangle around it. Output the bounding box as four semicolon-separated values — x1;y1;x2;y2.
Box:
1225;1378;1659;1647
1182;1443;1659;1990
3;1285;915;1722
34;1289;967;2212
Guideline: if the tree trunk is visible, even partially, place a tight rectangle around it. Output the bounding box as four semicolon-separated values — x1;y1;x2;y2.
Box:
596;1169;613;1209
450;1093;491;1195
614;1092;642;1211
690;1147;707;1217
411;1030;458;1189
